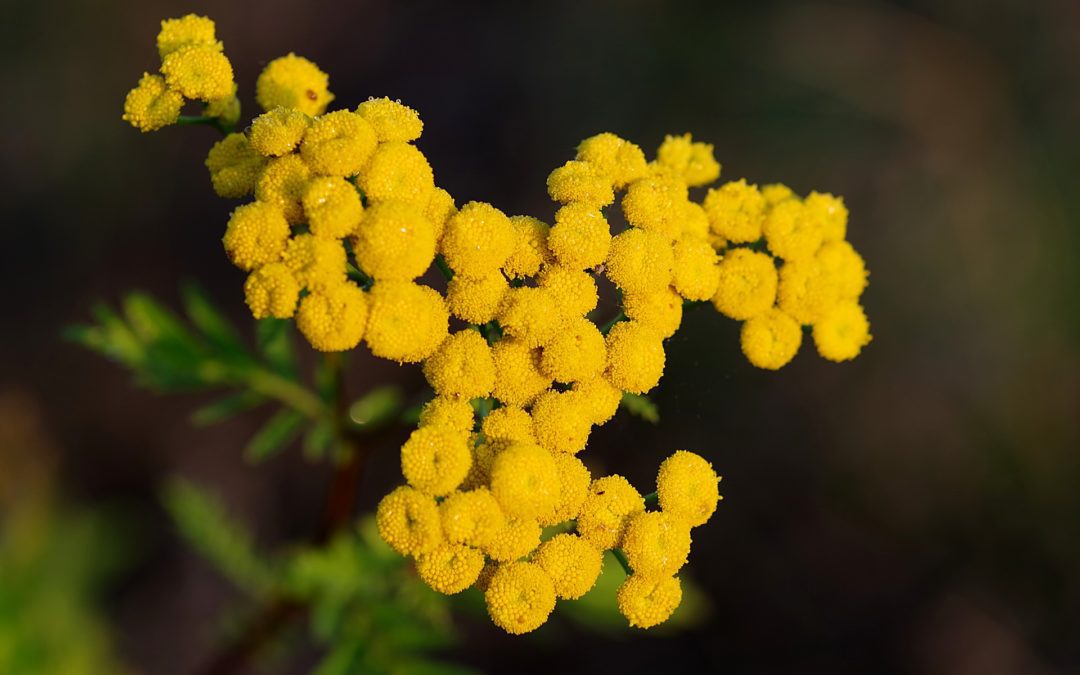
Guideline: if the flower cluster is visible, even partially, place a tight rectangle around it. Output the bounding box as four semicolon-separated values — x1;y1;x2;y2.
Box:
122;15;872;635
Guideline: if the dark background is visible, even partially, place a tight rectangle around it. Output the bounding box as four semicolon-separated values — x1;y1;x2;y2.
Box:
3;0;1079;673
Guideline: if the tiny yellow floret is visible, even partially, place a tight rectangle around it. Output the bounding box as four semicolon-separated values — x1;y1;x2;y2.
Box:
503;216;551;279
357;141;434;205
248;107;310;157
302;176;363;239
352;200;436;280
160;45;234;102
364;281;449;363
400;425;472;497
416;543;485;594
441;202;516;279
711;248;778;320
491;339;552;407
538;266;598;319
423;330;496;400
255;154;312;224
244;262;300;319
656;450;722;527
622;288;684;339
656;133;721;187
740;308;802;370
812;301;871;362
540;317;607;384
547;453;592;524
621;172;689;241
122;73;183;133
205;133;265;198
671;237;721;301
703;179;766;244
376;485;443;556
256;53;334;116
604;321;666;395
534;534;603;600
356;97;424;142
621;511;692;577
576;475;645;550
440;489;506;548
156;14;219;58
485;562;557;635
489;443;561;520
617;575;682;629
300;110;378;177
282;234;347;293
576;133;648;189
530;390;593;455
547;204;611;270
604;229;675;296
546;160;615;208
481;407;536;445
418;397;475;434
222;201;290;271
295;283;368;352
804;191;848;242
483;518;542;563
497;287;561;348
446;273;509;325
763;198;824;261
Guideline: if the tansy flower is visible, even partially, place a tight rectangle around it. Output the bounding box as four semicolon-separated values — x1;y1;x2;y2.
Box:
540;316;606;383
740;308;802;370
711;248;778;320
530;390;593;455
357;141;435;205
248;107;310;157
622;287;684;339
763;198;824;261
656;450;722;528
160;44;234;102
356;96;423;142
491;339;552;407
295;283;368;352
222;201;290;271
621;511;692;577
122;73;183;132
375;485;443;556
546;160;615;208
255;154;312;224
416;543;485;594
761;183;795;206
418;396;475;434
282;234;347;293
671;237;721;301
301;176;363;239
156;14;219;58
576;475;645;550
812;301;871;362
576;132;648;189
546;453;592;524
777;258;841;325
485;562;557;634
205;85;241;127
534;534;603;600
604;321;666;395
537;266;598;319
680;201;711;241
816;240;868;300
364;281;449;363
497;287;561;348
244;262;300;319
605;228;675;296
572;377;623;425
446;273;509;325
547;204;611;270
425;188;457;241
441;201;516;279
655;133;721;187
352;200;436;280
400;424;472;497
256;53;334;116
439;488;505;548
503;216;550;279
299;110;378;177
482;517;542;563
462;438;503;491
617;575;682;629
489;443;561;520
703;179;766;244
804;191;848;242
422;330;496;399
205;133;265;198
621;172;689;241
481;407;536;445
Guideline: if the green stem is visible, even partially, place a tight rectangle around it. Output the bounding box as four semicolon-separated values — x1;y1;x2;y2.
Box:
434;254;454;281
177;114;232;136
246;369;325;420
612;549;633;575
599;310;626;335
643;491;658;507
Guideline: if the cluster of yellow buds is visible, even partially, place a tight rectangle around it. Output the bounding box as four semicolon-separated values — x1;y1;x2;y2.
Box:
122;14;872;634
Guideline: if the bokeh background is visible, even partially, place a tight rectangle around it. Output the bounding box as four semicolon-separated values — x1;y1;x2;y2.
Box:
3;0;1079;673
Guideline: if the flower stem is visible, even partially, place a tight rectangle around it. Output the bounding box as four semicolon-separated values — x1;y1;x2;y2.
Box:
246;369;325;420
643;491;658;507
434;254;454;281
599;310;626;335
612;548;633;576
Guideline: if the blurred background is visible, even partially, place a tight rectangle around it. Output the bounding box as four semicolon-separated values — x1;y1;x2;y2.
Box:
2;0;1079;673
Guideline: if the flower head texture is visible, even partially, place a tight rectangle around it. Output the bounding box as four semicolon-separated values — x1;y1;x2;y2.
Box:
604;321;666;395
422;330;496;399
617;575;682;629
712;248;779;321
364;281;448;363
122;73;183;132
547;160;615;208
400;425;472;497
300;110;377;177
156;14;219;58
485;562;557;635
503;216;551;279
160;45;234;102
376;486;443;556
244;263;300;319
356;96;423;142
621;511;692;577
740;308;803;370
813;301;872;362
489;443;561;520
248;107;310;157
418;397;475;434
439;488;506;548
352;200;436;280
446;273;509;325
222;201;290;271
441;202;516;278
534;534;603;600
295;283;368;352
206;134;265;198
416;543;485;594
703;179;766;244
357;141;434;205
302;176;363;239
576;132;648;189
256;53;334;115
577;475;645;550
655;133;721;187
656;450;722;527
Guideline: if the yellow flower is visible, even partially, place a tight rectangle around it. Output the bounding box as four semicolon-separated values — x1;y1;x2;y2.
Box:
446;273;509;325
282;234;347;293
416;543;485;594
621;511;691;577
222;201;290;271
813;301;871;362
482;518;542;563
356;141;434;204
481;407;535;444
205;133;265;198
364;281;449;363
375;485;443;556
546;160;615;207
205;86;241;127
497;287;561;348
248;107;310;157
605;229;675;296
572;377;623;425
763;198;823;261
680;201;711;241
295;282;368;352
503;216;551;279
423;330;496;399
761;183;795;206
530;390;593;455
537;266;598;319
740;308;802;370
256;53;334;116
160;44;234;102
576;132;648;189
489;443;561;520
418;396;475;434
491;339;552;407
622;287;684;339
244;262;300;319
156;14;219;58
816;240;868;300
425;188;457;241
441;201;516;279
621;172;689;241
400;425;472;497
462;438;503;491
776;258;841;325
547;453;592;524
547;204;611;270
711;248;778;320
655;133;721;187
617;575;682;629
539;315;607;383
352;200;436;280
485;562;557;634
299;110;378;178
301;176;363;239
356;96;423;142
577;475;645;550
804;191;848;242
534;534;603;600
439;488;506;548
656;450;722;527
255;154;312;224
122;73;183;132
604;321;665;395
702;179;766;244
671;237;720;301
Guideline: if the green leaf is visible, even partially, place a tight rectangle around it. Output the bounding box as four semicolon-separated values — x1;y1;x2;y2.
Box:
190;391;266;427
181;283;248;359
348;386;405;431
246;408;306;462
621;392;659;424
303;418;334;461
256;318;297;377
123;292;202;350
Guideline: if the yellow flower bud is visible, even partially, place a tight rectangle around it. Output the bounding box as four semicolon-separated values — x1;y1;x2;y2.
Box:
295;282;368;352
244;262;300;319
255;154;312;224
740;308;802;370
604;321;665;395
222;201;290;271
546;160;614;208
418;396;475;434
703;179;766;244
160;44;234;102
547;204;611;269
621;511;691;577
357;141;434;205
481;407;535;445
356;96;423;142
530;390;593;455
763;198;824;261
256;53;334;116
156;14;219;59
491;339;552;408
299;110;378;178
441;201;516;279
416;543;485;594
122;72;183;133
622;287;683;339
576;132;648;189
656;133;721;187
489;443;561;521
364;281;449;363
813;301;871;362
712;248;778;320
440;488;505;548
205;133;265;198
671;237;720;302
423;330;496;399
446;273;510;325
400;425;472;497
617;575;682;629
482;518;542;563
605;229;674;296
485;562;557;634
248;107;310;157
301;176;363;239
540;317;606;384
352;200;436;280
282;234;347;293
577;475;645;550
375;485;443;556
503;216;551;279
656;450;721;527
621;172;689;241
534;534;603;600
